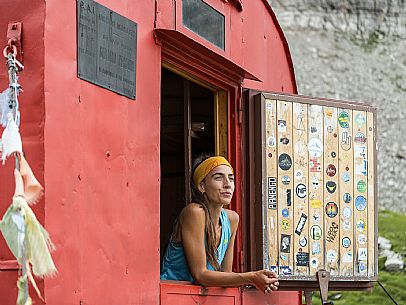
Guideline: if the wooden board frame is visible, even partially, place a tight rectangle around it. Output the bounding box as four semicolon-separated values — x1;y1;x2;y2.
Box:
252;91;377;290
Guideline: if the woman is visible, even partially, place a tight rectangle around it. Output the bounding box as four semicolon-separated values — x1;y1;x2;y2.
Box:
161;155;279;293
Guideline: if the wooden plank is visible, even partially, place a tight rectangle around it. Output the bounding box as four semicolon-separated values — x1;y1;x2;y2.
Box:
323;107;340;275
338;109;354;276
307;104;324;275
352;110;368;277
292;102;309;275
367;111;375;277
277;100;294;275
264;98;278;271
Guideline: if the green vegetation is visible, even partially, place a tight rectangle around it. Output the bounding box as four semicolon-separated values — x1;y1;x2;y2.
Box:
349;30;383;53
310;210;406;305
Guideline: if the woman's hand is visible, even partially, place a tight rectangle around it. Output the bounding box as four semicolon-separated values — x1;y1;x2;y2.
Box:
250;270;279;293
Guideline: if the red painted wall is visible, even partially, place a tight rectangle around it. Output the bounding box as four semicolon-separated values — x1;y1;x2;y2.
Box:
0;1;299;305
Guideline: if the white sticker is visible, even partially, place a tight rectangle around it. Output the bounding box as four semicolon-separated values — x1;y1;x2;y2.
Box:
327;250;338;263
308;138;323;158
342;207;352;219
358;248;368;261
342;220;351;231
278;120;287;132
294;169;303;181
358;234;367;244
267;136;276;147
342;252;353;263
310;257;319;268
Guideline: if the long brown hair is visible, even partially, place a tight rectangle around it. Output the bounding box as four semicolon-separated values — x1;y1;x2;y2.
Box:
173;153;220;270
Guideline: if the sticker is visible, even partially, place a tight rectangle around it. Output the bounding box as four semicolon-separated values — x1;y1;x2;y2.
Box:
282;175;291;185
342;172;350;183
308;138;323;158
326;164;337;177
326;181;337;194
310;225;322;240
312;176;320;189
282;208;289;218
313;214;320;223
327;250;338;263
343;193;352;203
287;189;292;206
295;213;308;235
342;252;353;263
309;158;321;172
359;261;367;273
280;254;287;261
331;151;336;158
312;242;321;254
267;177;277;209
311;199;322;209
280;234;291;253
355;113;366;127
342;207;352;219
325;108;334;117
326;222;339;242
278;120;287;132
267;136;276;147
325;202;338;218
341;131;352;151
342;237;351;248
281;219;290;231
279;266;292;275
296;252;309;267
358;248;368;261
270;266;278;273
343;220;351;231
296;184;307;199
278;153;292;171
310;257;319;268
280;137;290;145
356;219;366;233
354;132;367;144
310;126;318;134
338;111;350;128
355;196;367;211
357;180;367;193
294;169;303;180
266;101;273;110
355;160;368;176
299;236;307;247
294;141;306;156
355;145;367;159
358;234;367;244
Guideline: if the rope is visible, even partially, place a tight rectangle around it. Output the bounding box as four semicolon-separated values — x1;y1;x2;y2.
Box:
377;280;399;305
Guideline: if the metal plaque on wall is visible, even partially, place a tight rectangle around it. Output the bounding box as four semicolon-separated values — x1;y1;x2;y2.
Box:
77;0;137;99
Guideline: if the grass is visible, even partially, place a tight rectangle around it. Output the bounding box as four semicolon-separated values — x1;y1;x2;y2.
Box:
310;210;406;305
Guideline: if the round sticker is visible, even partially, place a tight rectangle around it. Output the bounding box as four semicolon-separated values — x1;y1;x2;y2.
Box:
282;175;291;185
310;257;319;268
278;153;292;171
359;261;367;273
342;172;350;183
338;111;350;128
281;219;290;230
326;164;337;177
354;132;366;144
308;138;323;158
343;220;351;231
357;180;367;193
343;193;352;203
355;196;367;211
294;169;303;180
355;113;366;127
331;151;337;158
326;181;337;194
282;208;289;218
296;184;307;199
356;219;366;233
280;137;290;145
358;234;367;244
342;237;351;248
299;236;307;247
327;250;338;263
267;136;276;147
342;207;352;219
325;202;338;218
310;225;322;240
295;141;306;156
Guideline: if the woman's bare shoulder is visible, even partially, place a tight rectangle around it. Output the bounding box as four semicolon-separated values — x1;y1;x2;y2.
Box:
224;208;239;226
180;203;205;221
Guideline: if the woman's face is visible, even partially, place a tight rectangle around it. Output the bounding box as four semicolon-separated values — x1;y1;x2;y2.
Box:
200;165;235;206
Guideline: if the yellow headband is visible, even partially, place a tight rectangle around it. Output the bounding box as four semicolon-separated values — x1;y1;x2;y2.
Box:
193;156;233;187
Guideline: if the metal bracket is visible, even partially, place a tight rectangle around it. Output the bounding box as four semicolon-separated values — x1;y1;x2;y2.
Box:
316;269;333;305
6;22;23;63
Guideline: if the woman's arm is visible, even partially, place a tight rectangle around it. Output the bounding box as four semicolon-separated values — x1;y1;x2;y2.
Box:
181;204;278;292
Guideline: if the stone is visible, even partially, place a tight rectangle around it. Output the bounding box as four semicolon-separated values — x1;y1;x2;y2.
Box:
385;252;405;271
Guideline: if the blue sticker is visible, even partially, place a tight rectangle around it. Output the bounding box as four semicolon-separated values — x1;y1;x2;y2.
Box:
342;172;350;183
342;237;351;248
343;193;352;203
279;266;292;275
355;195;367;211
282;208;289;218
